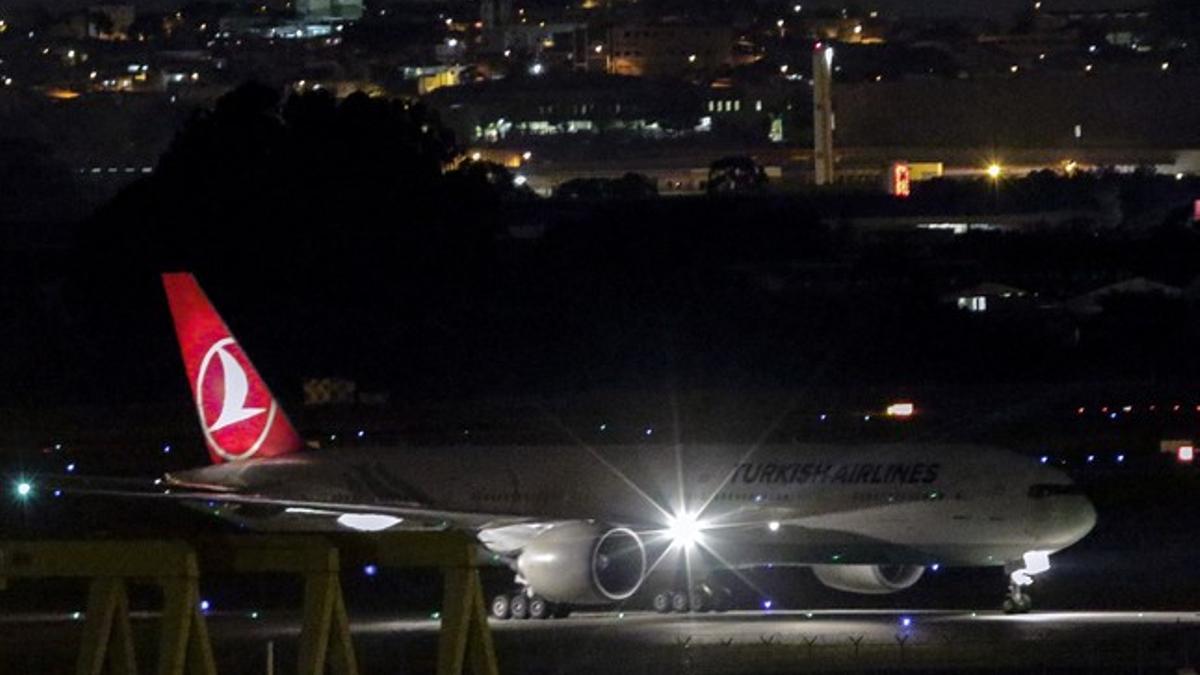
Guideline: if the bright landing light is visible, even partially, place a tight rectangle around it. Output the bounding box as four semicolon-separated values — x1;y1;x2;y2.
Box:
666;513;704;548
15;481;32;498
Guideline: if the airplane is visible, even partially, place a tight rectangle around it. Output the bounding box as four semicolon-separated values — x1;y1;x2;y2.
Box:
50;273;1098;618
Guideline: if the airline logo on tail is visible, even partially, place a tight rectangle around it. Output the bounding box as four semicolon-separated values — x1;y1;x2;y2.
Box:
197;337;277;460
163;273;303;464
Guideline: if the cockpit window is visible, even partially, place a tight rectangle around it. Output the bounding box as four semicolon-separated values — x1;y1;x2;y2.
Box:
1028;483;1085;498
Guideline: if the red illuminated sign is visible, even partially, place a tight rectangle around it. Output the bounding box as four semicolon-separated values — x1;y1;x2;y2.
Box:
892;163;911;198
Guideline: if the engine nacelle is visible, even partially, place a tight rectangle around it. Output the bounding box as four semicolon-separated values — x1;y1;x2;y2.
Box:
811;564;925;594
516;522;646;605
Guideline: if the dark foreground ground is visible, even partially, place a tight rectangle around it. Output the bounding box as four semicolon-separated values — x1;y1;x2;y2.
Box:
3;609;1200;674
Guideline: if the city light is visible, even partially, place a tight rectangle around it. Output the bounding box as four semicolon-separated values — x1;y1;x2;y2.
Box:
986;163;1003;179
1179;446;1194;463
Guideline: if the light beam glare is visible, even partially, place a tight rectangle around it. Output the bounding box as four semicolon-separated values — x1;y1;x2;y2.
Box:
671;389;688;523
537;406;674;522
694;538;771;599
692;401;803;520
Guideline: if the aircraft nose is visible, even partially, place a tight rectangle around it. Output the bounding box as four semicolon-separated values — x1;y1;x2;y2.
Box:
1045;494;1097;549
1075;494;1099;539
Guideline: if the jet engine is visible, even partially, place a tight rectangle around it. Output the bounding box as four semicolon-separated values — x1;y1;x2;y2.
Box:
811;564;925;594
516;522;647;604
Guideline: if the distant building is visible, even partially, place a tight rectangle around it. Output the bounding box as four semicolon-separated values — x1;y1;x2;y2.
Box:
606;23;733;78
296;0;364;21
424;73;710;143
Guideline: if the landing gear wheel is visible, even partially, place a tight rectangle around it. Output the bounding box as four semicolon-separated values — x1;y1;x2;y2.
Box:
653;592;673;614
689;589;708;613
528;596;551;620
490;594;511;620
1003;585;1032;614
670;591;690;613
509;594;529;620
1018;594;1033;612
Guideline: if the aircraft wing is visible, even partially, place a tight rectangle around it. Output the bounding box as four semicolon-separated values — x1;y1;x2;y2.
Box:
31;475;535;533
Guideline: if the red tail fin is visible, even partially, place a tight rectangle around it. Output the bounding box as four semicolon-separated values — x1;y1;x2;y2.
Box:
162;273;303;464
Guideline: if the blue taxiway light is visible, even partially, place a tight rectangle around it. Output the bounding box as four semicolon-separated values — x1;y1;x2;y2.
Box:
901;616;913;628
363;564;378;577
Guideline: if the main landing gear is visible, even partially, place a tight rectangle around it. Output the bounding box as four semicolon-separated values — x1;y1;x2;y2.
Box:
652;582;732;614
490;592;572;620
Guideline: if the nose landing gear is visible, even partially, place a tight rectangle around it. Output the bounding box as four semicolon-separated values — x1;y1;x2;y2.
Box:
1002;581;1033;614
1002;551;1050;614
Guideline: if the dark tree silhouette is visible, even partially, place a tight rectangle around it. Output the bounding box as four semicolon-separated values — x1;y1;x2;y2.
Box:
86;82;467;272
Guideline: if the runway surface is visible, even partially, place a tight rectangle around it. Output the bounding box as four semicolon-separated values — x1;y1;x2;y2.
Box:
4;609;1200;673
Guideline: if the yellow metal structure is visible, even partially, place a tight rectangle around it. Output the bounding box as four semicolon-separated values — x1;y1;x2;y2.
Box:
1;534;500;675
0;541;216;675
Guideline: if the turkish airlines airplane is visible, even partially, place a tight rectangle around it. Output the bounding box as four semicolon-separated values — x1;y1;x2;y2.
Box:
83;274;1099;617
